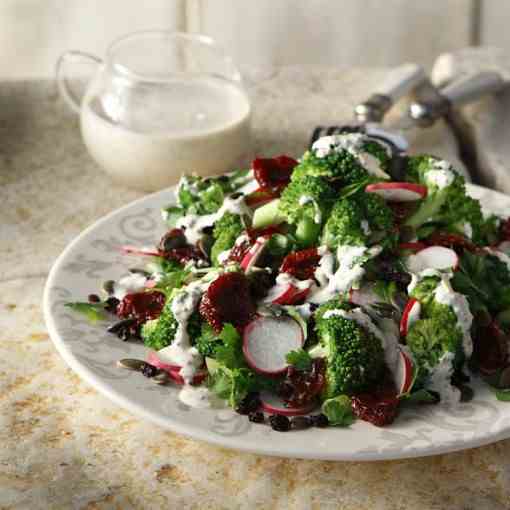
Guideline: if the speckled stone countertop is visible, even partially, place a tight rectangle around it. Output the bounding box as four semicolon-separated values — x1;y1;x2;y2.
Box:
2;70;510;510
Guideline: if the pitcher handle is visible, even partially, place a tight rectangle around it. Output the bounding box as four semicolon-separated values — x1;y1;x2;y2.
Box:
56;51;102;114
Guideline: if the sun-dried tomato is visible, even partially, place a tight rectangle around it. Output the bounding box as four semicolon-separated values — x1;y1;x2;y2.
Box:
116;291;166;323
425;231;480;254
199;272;255;332
161;246;207;265
280;248;321;280
278;358;326;407
252;155;298;189
473;321;509;375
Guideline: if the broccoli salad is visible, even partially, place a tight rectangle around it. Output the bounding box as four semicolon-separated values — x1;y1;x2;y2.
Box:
67;131;510;430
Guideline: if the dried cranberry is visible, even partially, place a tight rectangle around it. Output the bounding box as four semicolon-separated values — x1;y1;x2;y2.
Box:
158;228;187;252
269;414;291;432
224;238;251;264
280;248;321;280
247;270;276;300
351;393;399;427
253;155;298;189
290;416;312;430
425;231;480;254
235;392;261;415
278;358;326;407
472;321;509;375
199;272;255;332
162;246;207;265
116;291;166;323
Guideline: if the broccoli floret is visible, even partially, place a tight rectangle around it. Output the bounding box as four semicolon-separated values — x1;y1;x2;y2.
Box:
210;212;244;265
406;301;464;378
278;175;336;247
141;298;201;350
291;136;390;185
404;155;486;244
321;191;395;249
314;300;385;397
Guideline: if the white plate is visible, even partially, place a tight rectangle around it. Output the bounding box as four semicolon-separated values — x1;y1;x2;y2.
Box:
44;183;510;461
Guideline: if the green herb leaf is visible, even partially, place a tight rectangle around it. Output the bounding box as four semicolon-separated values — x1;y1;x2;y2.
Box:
403;389;438;403
321;395;355;427
495;389;510;402
64;302;107;323
286;349;312;371
214;323;244;369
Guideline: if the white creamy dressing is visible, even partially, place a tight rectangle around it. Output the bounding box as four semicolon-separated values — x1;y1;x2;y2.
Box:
177;194;251;245
298;195;322;224
322;308;399;378
286;303;314;321
426;352;461;405
424;159;455;189
462;222;473;240
311;134;390;179
178;385;214;408
434;275;473;358
236;170;260;196
113;272;148;300
361;220;371;236
308;244;382;304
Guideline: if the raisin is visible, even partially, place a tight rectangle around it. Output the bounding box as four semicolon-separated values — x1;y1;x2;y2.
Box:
290;416;312;430
311;414;329;428
141;362;159;378
235;392;261;415
104;296;120;314
269;414;291;432
499;218;510;241
253;155;298;189
158;228;187;252
88;294;100;303
107;318;139;341
248;411;265;424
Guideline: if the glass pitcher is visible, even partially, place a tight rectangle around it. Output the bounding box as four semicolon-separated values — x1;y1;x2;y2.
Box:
56;31;252;191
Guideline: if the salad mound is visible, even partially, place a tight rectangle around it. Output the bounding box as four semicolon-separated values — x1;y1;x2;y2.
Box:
67;132;510;430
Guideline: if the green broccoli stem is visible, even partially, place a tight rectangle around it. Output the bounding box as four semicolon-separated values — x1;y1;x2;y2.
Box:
296;216;321;247
404;189;448;229
252;199;285;229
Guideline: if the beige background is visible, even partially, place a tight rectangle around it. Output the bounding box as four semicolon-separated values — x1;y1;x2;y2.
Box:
0;0;506;79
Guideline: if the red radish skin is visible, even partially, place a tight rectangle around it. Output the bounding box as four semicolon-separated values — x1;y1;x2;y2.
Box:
365;182;427;202
407;246;459;273
121;245;160;257
240;237;270;272
260;391;317;416
395;349;414;396
147;350;180;373
398;242;427;253
400;298;421;337
270;285;310;305
243;316;304;376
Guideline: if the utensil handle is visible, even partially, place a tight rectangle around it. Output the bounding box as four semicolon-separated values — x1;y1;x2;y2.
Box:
56;51;102;114
440;71;506;107
376;63;427;102
355;63;426;123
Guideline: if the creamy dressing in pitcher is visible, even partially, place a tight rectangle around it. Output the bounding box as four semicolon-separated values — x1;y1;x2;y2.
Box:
81;75;251;191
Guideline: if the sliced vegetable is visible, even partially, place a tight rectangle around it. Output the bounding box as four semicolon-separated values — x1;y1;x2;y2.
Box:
365;182;427;202
400;298;421;336
260;391;316;416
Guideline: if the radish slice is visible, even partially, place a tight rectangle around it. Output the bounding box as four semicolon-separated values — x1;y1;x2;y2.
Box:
406;246;458;273
240;237;270;272
395;348;414;396
398;242;427;253
260;391;317;416
349;284;380;307
270;285;310;305
243;316;304;375
147;350;180;373
400;298;421;336
121;245;160;257
365;182;427;202
168;368;208;386
263;276;312;305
